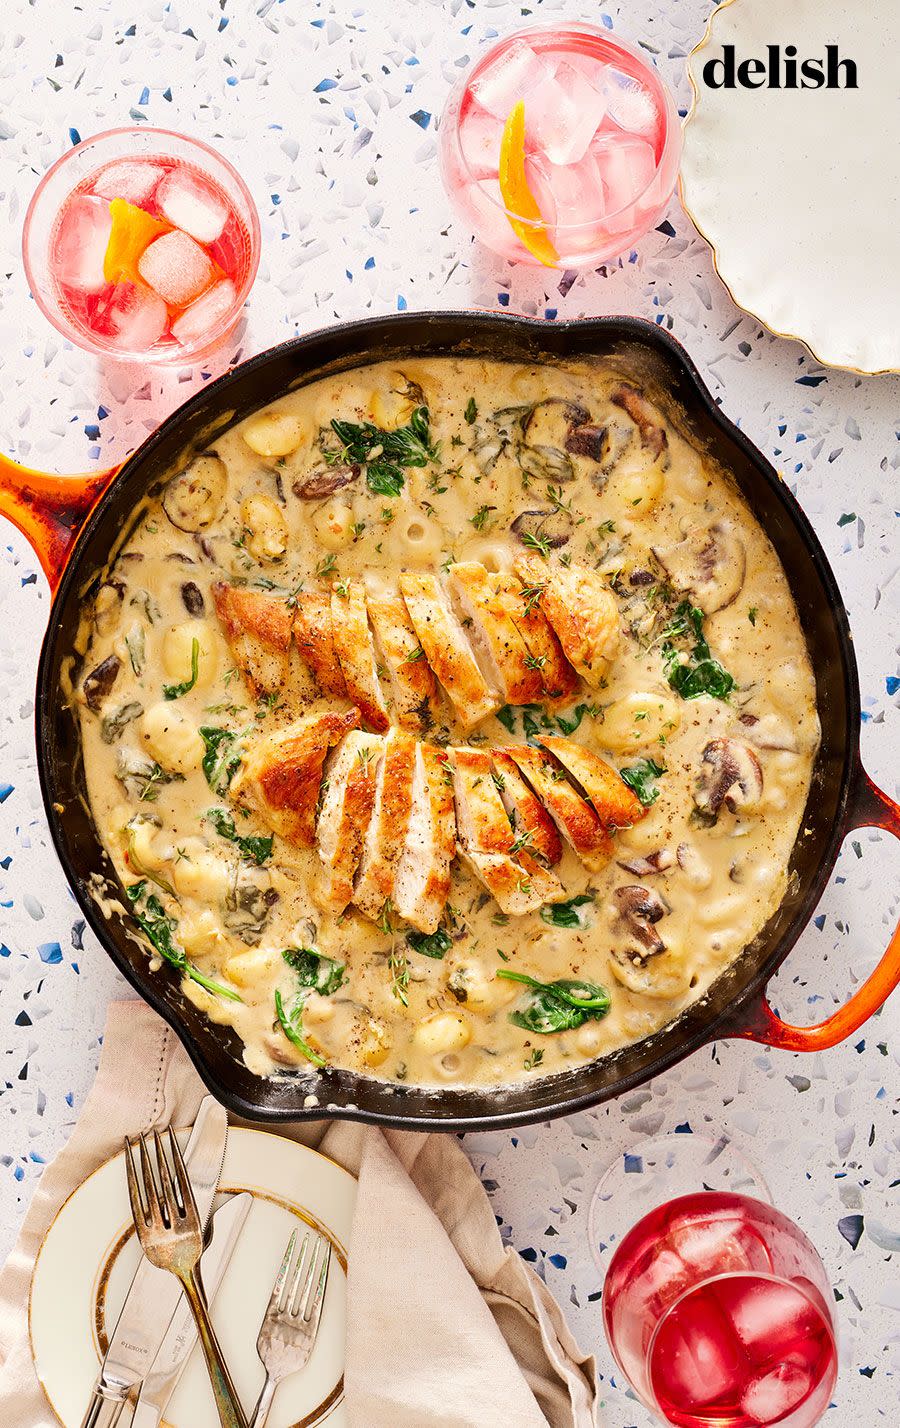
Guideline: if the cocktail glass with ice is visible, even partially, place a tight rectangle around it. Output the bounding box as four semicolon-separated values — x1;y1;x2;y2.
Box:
23;128;260;362
439;23;682;269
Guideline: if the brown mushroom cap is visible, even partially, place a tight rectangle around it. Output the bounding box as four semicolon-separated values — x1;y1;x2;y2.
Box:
292;464;360;500
652;522;746;614
694;738;764;819
612;883;670;958
610;383;668;459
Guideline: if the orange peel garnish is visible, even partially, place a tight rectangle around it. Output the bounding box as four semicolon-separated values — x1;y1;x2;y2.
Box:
103;198;169;285
498;100;558;268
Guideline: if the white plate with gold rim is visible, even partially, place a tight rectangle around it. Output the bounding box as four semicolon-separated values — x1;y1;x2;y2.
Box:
681;0;900;374
30;1129;354;1428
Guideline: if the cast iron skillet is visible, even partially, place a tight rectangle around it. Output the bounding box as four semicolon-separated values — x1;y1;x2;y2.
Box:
1;312;897;1131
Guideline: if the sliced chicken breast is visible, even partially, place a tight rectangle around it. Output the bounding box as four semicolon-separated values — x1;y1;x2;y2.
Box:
501;742;613;873
353;728;418;921
399;572;499;731
514;556;620;688
536;736;645;830
330;581;390;732
292;590;348;699
448;562;543;706
367;591;442;734
314;730;384;913
212;583;293;699
491;749;563;865
393;742;456;934
493;571;579;704
232;709;360;848
451;747;564;914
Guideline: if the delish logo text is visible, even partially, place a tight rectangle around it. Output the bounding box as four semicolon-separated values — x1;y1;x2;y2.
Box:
703;44;858;91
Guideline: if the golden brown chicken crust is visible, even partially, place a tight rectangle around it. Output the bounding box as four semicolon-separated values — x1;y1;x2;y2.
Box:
493;571;579;705
212;582;292;697
501;742;614;872
448;563;543;705
354;728;418;919
400;572;499;729
314;731;382;912
292;590;348;699
330;582;390;733
536;736;645;830
514;556;619;689
491;749;563;865
392;743;457;933
451;746;564;912
367;591;441;733
234;709;360;848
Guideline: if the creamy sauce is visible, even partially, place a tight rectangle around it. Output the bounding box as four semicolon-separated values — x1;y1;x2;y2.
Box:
75;358;819;1087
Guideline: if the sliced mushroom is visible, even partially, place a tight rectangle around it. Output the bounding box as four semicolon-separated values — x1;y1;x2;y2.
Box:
180;581;205;617
616;849;676;876
292;464;360;500
518;444;575;484
522;397;590;450
82;654;121;711
694;738;763;820
610;384;668;460
612;884;669;957
163;453;227;532
565;424;609;463
653;522;746;614
510;508;572;549
471;425;508;476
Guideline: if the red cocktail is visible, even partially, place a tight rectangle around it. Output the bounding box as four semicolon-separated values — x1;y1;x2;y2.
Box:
23;128;259;362
603;1193;838;1427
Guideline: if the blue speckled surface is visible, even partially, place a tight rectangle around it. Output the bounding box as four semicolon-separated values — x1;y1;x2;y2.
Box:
0;2;898;1422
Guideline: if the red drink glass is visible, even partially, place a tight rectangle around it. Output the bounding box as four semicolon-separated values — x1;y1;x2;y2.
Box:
603;1192;838;1427
22;128;260;363
439;22;682;269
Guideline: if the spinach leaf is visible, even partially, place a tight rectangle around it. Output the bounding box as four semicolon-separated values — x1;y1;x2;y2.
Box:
497;969;610;1035
131;890;241;1002
495;705;517;734
163;637;199;700
365;463;405;498
660;600;735;702
406;927;452;959
540;894;594;929
331;406;438;498
555;702;599;737
619;758;667;807
200;726;242;794
274;987;326;1068
205;807;273;865
282;947;346;995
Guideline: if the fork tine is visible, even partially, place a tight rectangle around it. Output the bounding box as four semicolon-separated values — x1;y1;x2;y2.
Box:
167;1124;200;1232
268;1231;296;1316
153;1130;176;1227
306;1239;331;1328
296;1236;323;1320
124;1137;146;1227
286;1232;310;1316
138;1134;164;1230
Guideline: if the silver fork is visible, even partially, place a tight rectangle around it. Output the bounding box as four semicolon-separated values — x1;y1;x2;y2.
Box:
124;1129;248;1428
251;1228;332;1428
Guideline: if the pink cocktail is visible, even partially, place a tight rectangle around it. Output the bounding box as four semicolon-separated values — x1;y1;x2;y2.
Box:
439;23;682;269
603;1193;838;1427
23;128;260;362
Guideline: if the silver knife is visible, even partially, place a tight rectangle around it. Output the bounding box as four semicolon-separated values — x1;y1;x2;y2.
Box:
80;1096;229;1428
131;1191;253;1428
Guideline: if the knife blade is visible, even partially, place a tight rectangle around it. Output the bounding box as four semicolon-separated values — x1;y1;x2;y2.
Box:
130;1191;253;1428
79;1096;229;1428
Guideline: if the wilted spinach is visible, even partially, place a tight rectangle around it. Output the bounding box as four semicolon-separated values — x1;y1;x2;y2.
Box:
660;600;735;701
406;927;452;959
282;947;346;995
200;726;243;794
540;894;594;929
330;406;438;498
205;808;273;865
497;969;610;1034
127;885;241;1002
619;758;667;807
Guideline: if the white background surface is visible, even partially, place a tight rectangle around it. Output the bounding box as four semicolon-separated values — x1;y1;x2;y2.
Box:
0;2;898;1424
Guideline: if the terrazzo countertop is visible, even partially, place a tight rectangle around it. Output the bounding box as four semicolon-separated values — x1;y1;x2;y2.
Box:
1;1;898;1423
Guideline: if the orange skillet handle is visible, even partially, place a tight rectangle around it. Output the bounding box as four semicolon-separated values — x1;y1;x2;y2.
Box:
0;451;119;595
732;770;900;1052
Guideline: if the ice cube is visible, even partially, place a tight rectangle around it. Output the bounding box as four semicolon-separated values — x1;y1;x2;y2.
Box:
526;61;608;167
52;195;113;293
670;1217;771;1279
652;1288;746;1412
459;100;503;181
741;1363;812;1422
171;279;237;346
97;282;168;351
601;66;659;136
155;169;228;244
469;41;555;120
543;150;604;230
92;159;165;206
137;229;216;306
592;133;657;232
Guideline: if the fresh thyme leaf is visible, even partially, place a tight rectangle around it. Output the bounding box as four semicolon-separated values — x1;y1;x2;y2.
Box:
524;1047;544;1070
619;758;666;807
748;606;758;626
389;947;410;1005
520;530;552;558
163;637;200;700
509;828;533;856
464;396;477;424
523;652;547;671
282;946;346;995
470;504;496;531
199;727;242;795
660;600;735;702
315;553;337;579
275;986;326;1067
406;926;452;959
205;807;273;864
403;645;426;664
520;582;545;616
497;969;610;1034
540;894;594;929
131;890;241;1002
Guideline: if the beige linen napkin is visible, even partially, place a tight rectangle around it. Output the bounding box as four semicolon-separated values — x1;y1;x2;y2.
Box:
0;1000;598;1427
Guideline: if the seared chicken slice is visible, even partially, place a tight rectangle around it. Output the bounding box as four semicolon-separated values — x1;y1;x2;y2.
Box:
536;736;645;830
491;749;563;865
292;590;347;699
514;556;620;688
452;747;564;914
399;572;499;731
353;728;418;921
330;581;390;733
493;571;579;704
501;743;613;872
393;743;456;934
314;731;383;913
212;583;293;699
367;591;441;734
232;709;360;848
448;562;543;706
